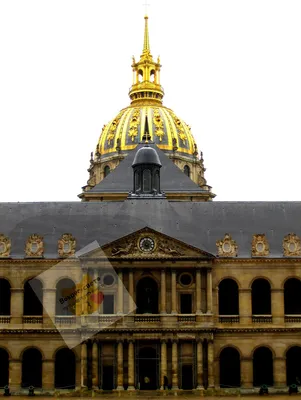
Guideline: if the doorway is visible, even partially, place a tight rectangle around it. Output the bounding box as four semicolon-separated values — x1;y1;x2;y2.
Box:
138;347;159;390
182;365;193;389
102;366;114;390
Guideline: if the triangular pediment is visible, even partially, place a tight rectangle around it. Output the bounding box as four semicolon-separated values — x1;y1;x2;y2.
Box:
98;227;214;259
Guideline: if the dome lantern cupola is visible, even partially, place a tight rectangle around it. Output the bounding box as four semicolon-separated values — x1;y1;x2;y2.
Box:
129;123;166;199
129;15;164;105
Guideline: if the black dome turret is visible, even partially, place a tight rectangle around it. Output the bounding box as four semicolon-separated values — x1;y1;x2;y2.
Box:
132;144;162;167
128;144;165;199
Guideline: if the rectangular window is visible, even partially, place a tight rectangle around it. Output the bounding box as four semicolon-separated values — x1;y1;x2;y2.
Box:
103;294;114;314
180;294;192;314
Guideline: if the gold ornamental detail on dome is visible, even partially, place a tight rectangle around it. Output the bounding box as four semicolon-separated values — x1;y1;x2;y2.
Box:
0;234;11;258
25;234;44;258
58;233;76;258
251;234;270;257
153;108;164;141
216;234;238;257
170;111;187;145
283;233;301;257
129;109;140;142
107;110;123;146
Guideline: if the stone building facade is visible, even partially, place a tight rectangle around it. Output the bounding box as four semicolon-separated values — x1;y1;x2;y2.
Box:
0;14;301;397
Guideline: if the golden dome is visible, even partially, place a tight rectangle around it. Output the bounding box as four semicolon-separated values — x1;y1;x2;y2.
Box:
96;16;198;161
97;105;197;160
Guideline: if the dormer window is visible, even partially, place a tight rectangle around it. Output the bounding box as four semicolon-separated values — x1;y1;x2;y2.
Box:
184;165;190;177
104;165;111;178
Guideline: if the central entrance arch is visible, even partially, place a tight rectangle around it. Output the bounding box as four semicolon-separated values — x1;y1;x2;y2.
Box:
137;346;159;390
136;277;158;314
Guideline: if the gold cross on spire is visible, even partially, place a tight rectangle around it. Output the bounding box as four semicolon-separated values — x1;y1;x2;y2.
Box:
143;0;150;15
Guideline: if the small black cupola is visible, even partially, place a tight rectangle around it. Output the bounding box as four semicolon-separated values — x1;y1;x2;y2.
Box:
128;143;166;199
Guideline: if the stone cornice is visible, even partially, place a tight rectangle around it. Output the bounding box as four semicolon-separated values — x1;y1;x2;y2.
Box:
214;258;301;264
1;326;301;335
1;257;301;265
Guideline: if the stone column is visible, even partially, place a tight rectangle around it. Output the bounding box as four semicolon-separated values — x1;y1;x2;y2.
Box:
92;341;99;389
160;339;167;389
117;340;124;390
42;288;56;326
9;359;21;392
274;357;286;388
160;270;167;314
196;269;202;314
271;289;284;324
42;359;55;390
10;288;23;325
117;270;123;315
206;269;213;314
239;289;252;324
128;340;135;390
128;269;135;314
81;269;88;315
241;358;253;388
196;339;204;389
93;269;100;314
81;341;88;388
215;286;219;316
171;270;177;314
171;340;179;389
207;339;214;388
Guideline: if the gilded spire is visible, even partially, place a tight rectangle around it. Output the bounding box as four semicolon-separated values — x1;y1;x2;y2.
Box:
129;15;164;105
143;16;150;55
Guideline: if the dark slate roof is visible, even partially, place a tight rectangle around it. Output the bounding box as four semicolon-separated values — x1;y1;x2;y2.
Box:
1;201;301;258
90;143;206;193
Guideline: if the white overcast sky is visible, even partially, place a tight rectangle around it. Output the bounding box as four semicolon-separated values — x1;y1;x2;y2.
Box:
0;0;301;202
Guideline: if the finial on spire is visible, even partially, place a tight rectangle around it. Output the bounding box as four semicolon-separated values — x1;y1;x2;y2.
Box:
143;14;150;54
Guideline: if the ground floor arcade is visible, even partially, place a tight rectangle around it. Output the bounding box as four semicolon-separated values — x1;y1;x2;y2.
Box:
0;333;301;393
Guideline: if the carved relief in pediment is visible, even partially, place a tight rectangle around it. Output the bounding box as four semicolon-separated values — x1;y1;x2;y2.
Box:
102;228;211;259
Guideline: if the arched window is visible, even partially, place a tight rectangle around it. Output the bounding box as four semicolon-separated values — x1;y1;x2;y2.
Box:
104;165;110;178
138;69;143;82
0;348;9;387
24;278;43;316
136;277;158;314
252;279;271;315
0;279;10;315
56;278;76;316
150;70;156;83
286;346;301;385
218;279;239;315
253;347;273;387
184;165;190;177
284;278;301;314
22;348;42;388
143;169;151;193
55;348;76;389
220;347;241;388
